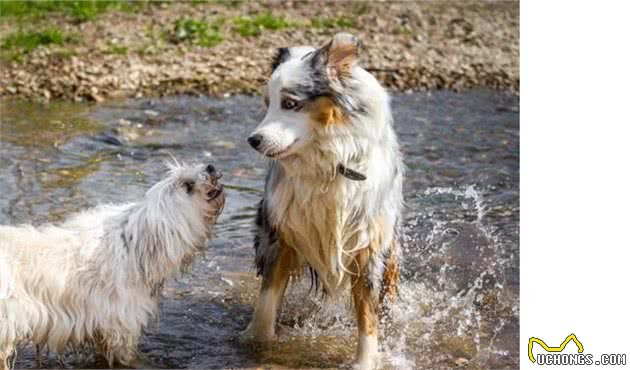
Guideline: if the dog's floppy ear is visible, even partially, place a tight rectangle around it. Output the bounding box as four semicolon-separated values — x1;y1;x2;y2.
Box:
271;47;290;73
312;33;360;80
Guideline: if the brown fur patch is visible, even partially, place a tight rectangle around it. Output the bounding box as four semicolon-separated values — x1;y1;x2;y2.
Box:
350;227;389;338
348;217;389;278
328;42;358;79
380;240;400;304
352;273;378;337
354;245;370;275
308;96;347;126
261;242;299;291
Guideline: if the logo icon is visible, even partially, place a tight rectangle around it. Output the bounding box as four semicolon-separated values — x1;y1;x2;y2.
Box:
528;334;584;363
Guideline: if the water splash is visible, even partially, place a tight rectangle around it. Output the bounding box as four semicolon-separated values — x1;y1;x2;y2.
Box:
273;185;519;368
3;91;519;369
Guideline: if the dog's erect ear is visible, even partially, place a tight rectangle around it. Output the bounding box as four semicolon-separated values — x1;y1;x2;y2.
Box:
271;47;290;73
312;33;360;80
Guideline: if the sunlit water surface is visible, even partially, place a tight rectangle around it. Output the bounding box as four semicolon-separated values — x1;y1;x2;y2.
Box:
0;90;519;369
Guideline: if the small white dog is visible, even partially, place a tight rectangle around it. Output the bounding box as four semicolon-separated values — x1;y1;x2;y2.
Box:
0;162;224;369
245;33;404;369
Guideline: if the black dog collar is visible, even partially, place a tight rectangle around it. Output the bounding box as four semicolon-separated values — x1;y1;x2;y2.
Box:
337;163;366;181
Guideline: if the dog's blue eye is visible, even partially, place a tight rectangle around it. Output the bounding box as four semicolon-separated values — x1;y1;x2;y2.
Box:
281;97;298;110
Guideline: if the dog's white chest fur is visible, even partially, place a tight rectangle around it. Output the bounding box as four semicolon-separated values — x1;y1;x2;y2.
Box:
269;172;372;292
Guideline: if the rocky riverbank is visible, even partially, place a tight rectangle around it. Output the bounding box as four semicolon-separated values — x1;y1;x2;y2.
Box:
0;1;518;102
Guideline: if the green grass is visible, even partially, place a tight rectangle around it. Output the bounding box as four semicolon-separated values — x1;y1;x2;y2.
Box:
191;0;243;6
217;0;244;8
172;18;223;47
231;13;356;37
0;27;72;61
0;0;143;22
105;45;128;55
311;16;356;29
233;12;294;37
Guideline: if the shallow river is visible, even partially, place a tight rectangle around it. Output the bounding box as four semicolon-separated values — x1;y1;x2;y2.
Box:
0;90;519;369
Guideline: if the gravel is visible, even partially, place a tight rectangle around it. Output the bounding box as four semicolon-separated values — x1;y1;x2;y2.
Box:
0;1;519;102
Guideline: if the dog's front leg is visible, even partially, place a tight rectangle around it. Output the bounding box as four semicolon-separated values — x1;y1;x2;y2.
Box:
0;348;14;370
352;274;379;370
98;330;141;368
379;240;400;323
243;246;295;341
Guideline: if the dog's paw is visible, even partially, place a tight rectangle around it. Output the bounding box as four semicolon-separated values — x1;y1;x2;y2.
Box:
239;324;275;343
126;355;158;369
353;351;379;370
352;356;379;370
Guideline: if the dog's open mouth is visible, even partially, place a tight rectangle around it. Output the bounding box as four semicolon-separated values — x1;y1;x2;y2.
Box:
266;139;298;159
207;184;224;201
267;149;289;159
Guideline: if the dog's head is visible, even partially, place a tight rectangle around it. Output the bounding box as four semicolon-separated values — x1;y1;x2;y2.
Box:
248;33;366;159
145;162;225;239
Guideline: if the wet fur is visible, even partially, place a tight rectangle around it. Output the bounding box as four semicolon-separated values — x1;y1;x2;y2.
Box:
246;33;404;369
0;163;224;369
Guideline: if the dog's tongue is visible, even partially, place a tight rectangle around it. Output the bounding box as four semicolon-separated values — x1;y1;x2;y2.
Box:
337;163;366;181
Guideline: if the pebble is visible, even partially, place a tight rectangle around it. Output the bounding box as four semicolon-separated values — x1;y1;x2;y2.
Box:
455;357;469;367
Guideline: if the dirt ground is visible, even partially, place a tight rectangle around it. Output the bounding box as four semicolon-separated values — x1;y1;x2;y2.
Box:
0;1;519;102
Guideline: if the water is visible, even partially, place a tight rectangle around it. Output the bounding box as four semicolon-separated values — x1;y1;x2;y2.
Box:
0;90;519;369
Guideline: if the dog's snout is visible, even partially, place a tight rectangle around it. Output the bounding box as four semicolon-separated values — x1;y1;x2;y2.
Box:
247;134;263;150
206;164;222;179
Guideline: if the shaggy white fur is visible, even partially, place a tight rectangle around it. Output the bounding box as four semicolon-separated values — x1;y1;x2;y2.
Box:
0;162;224;369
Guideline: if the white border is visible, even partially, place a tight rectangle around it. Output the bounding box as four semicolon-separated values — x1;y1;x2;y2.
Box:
522;0;630;368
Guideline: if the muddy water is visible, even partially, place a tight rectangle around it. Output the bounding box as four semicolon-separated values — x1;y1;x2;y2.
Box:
0;90;519;369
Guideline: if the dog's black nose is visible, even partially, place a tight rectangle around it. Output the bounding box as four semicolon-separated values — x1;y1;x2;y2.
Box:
206;164;221;178
247;134;263;150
